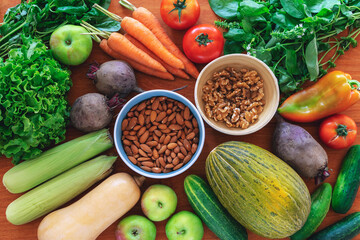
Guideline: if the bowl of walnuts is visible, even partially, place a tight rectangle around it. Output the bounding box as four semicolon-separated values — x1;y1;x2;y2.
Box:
194;54;280;135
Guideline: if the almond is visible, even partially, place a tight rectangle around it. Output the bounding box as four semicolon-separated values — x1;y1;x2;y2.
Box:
140;144;152;153
151;98;160;110
156;111;166;122
131;145;139;155
186;132;196;140
141;161;154;167
152;167;162;173
128;156;137;164
140;166;152;172
137;126;147;137
138;114;145;126
184;107;191;120
121;119;128;131
173;163;183;171
139;131;149;143
167;143;177;150
163;135;171;145
150;111;157;122
146;141;158;147
169;124;182;131
136;102;146;111
128;117;137;130
183;154;192;164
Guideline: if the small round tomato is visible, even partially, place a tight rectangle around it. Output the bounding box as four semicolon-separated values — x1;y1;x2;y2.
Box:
182;24;224;64
319;114;357;149
160;0;200;30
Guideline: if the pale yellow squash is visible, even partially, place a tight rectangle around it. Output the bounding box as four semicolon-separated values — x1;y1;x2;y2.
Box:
38;173;144;240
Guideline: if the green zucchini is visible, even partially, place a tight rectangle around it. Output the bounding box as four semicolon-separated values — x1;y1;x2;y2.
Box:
291;183;332;240
332;145;360;214
184;175;247;240
308;212;360;240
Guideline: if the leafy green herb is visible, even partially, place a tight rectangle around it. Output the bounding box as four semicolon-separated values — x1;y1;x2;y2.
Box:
0;0;120;58
0;36;72;164
212;0;360;94
208;0;240;20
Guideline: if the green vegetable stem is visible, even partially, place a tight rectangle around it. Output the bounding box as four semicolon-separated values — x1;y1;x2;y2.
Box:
209;0;360;94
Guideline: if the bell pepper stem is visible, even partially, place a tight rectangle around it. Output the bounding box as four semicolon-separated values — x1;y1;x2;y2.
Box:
348;79;360;90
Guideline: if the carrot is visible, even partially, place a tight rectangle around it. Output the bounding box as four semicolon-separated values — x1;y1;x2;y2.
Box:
107;32;167;73
119;17;184;70
100;39;175;81
124;34;190;80
130;6;200;79
92;4;184;70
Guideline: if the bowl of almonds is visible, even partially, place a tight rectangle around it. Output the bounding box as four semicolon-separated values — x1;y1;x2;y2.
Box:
194;54;280;135
114;90;205;178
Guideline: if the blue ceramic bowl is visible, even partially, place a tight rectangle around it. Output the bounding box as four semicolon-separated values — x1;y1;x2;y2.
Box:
114;90;205;179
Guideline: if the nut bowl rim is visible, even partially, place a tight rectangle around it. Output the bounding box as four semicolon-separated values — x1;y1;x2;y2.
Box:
114;89;205;179
194;53;280;136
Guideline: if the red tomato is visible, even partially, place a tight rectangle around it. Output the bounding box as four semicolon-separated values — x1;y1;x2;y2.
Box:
160;0;200;30
319;114;357;149
182;24;224;64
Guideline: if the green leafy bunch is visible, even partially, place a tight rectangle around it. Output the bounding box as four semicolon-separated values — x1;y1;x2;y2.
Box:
210;0;360;94
0;36;72;164
0;0;120;58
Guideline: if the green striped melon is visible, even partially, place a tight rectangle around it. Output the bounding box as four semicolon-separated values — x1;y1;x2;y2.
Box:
206;141;311;239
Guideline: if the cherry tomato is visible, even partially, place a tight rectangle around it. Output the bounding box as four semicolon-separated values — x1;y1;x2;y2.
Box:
182;24;224;64
319;114;357;149
160;0;200;30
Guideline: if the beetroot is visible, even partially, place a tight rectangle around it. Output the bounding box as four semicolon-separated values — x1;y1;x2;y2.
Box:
70;93;125;132
272;114;329;184
87;60;143;97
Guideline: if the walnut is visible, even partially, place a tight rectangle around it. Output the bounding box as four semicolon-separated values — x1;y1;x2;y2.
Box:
201;67;265;129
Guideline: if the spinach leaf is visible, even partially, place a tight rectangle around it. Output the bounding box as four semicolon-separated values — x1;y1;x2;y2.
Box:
305;36;319;81
304;0;340;13
271;11;299;29
208;0;240;20
277;67;298;93
280;0;308;19
223;40;245;54
238;0;269;17
223;28;255;42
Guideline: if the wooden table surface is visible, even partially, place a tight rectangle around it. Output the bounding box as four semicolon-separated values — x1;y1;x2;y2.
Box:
1;0;360;239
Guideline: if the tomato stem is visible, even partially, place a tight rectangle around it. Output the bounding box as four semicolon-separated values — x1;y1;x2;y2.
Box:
168;0;187;23
336;124;348;137
195;33;213;46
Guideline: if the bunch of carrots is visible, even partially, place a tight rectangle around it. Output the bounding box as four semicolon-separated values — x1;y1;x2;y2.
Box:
82;2;199;81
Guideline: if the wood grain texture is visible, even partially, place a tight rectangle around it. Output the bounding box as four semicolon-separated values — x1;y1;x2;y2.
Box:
1;0;360;239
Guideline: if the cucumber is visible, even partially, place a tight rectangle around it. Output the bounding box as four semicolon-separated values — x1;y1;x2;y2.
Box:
308;212;360;240
184;175;247;240
291;183;332;240
332;145;360;214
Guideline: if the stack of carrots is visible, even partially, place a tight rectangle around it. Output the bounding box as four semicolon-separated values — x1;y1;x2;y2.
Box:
83;3;199;81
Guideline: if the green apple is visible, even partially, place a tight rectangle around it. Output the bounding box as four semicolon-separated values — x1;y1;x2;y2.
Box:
165;211;204;240
115;215;156;240
50;24;92;65
141;184;177;221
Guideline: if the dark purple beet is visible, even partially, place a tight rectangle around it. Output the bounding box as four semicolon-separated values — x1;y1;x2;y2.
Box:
87;60;143;97
272;114;329;183
70;93;125;132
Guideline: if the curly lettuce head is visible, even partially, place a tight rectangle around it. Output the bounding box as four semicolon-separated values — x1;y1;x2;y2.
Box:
0;36;72;164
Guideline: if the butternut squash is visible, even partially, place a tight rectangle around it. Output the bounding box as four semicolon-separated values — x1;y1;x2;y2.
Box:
37;173;144;240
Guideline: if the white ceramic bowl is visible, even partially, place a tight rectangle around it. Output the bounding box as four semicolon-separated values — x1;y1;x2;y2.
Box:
113;90;205;179
194;54;280;135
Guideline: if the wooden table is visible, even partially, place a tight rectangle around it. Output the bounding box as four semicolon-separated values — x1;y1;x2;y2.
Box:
1;0;360;239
